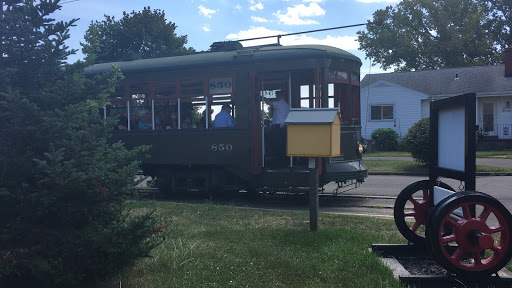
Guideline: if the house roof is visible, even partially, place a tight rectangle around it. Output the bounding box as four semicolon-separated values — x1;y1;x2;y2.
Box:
361;65;512;97
285;108;340;124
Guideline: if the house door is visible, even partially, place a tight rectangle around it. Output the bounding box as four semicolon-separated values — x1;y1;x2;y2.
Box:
482;102;494;133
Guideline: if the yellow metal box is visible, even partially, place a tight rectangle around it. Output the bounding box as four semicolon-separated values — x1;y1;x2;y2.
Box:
284;108;341;157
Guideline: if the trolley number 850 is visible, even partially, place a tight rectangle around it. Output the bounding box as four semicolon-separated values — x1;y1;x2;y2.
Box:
211;144;233;152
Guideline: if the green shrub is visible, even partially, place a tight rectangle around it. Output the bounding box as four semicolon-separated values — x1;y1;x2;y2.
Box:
401;118;430;165
371;128;399;151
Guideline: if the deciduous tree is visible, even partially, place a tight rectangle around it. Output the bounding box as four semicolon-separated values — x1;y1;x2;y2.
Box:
358;0;508;71
488;0;512;50
81;7;195;63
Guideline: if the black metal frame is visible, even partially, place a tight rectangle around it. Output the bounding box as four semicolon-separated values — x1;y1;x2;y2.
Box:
372;244;512;288
373;93;512;287
429;93;476;201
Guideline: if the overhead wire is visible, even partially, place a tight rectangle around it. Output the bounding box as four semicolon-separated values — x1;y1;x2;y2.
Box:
61;0;80;4
236;23;370;44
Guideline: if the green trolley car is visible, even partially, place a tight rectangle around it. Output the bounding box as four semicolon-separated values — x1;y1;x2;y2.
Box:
85;41;368;195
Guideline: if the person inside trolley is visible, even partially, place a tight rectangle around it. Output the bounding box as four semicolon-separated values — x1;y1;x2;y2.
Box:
115;111;128;130
198;108;214;129
271;90;290;127
268;90;289;167
214;103;234;128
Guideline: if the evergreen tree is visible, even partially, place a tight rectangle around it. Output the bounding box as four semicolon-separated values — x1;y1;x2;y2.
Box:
0;1;164;286
81;6;195;63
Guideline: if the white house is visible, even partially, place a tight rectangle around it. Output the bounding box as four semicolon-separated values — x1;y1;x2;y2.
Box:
360;46;512;141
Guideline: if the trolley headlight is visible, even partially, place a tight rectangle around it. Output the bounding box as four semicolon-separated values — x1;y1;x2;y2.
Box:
358;143;364;155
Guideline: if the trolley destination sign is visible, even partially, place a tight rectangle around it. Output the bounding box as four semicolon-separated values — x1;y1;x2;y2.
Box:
209;77;233;94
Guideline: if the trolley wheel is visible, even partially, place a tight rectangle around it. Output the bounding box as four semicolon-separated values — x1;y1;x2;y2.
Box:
156;171;173;195
426;191;512;280
246;180;258;200
394;180;454;246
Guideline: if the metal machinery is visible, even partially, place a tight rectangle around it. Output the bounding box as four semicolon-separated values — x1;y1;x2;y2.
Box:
84;42;368;195
390;93;512;285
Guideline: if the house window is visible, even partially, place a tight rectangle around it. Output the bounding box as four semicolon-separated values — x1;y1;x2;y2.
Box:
370;105;394;120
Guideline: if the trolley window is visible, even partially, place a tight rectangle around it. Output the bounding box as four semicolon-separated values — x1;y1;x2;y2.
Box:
105;75;236;130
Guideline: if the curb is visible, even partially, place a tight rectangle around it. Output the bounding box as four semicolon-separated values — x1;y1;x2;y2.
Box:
369;172;512;176
369;172;428;176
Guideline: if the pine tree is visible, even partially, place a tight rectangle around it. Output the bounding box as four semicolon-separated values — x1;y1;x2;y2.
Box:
0;1;164;286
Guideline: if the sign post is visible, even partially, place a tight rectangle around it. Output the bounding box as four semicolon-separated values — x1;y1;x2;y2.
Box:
285;108;341;232
309;157;319;231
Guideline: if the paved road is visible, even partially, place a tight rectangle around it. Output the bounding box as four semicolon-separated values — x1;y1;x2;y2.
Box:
364;156;512;169
138;172;512;220
318;175;512;219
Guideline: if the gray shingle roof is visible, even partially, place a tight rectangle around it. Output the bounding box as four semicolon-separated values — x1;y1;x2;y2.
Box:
361;65;512;97
285;108;340;124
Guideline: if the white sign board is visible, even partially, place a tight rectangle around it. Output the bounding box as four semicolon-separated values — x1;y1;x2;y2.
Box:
438;106;465;171
209;77;233;94
328;70;348;81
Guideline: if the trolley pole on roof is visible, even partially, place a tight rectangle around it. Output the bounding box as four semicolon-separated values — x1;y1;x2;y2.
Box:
236;21;380;44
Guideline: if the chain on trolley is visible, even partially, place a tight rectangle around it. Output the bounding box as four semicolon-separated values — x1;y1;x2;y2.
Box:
458;180;465;191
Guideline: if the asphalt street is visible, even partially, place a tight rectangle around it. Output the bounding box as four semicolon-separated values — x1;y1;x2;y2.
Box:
137;157;512;221
319;175;512;220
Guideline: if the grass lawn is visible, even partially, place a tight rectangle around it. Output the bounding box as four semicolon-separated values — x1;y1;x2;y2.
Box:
101;201;406;288
365;149;512;159
476;165;512;173
364;159;428;173
364;160;512;173
476;149;512;158
364;151;412;157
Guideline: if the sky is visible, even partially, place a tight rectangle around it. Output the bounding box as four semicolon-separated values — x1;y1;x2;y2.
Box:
54;0;400;77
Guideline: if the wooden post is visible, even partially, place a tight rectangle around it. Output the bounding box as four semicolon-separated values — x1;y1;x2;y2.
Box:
309;157;319;231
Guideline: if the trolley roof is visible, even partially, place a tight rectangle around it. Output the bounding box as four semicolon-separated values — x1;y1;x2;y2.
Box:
84;44;361;76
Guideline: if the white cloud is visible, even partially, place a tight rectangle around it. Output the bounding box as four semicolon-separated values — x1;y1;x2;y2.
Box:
198;5;216;18
250;2;264;11
225;27;359;51
303;0;324;2
203;25;211;32
275;3;325;25
283;34;359;51
234;4;243;11
226;27;282;39
356;0;399;3
251;16;269;23
226;27;284;46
